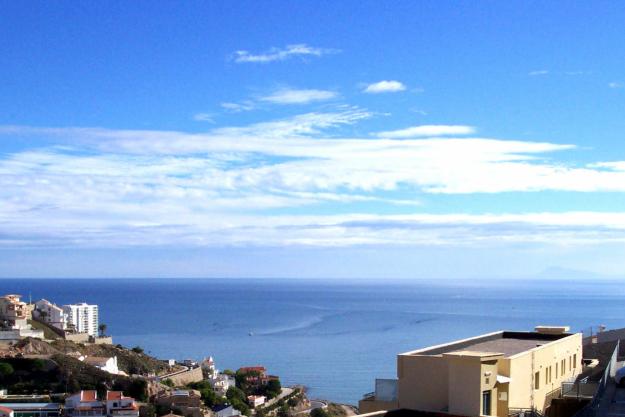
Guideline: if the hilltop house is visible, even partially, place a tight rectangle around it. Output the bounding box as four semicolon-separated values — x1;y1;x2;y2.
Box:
209;374;236;396
359;326;582;417
0;294;43;341
82;356;121;375
34;299;66;331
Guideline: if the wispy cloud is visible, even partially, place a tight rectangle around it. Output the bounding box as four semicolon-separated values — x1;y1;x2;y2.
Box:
220;101;256;113
609;82;624;89
259;88;338;105
192;113;216;123
232;44;339;63
528;70;549;76
6;115;625;248
363;80;406;94
375;124;475;138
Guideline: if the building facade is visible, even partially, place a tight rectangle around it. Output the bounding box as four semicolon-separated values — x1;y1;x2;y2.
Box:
0;295;30;330
34;299;66;331
63;303;99;336
65;391;138;417
0;403;61;417
360;326;582;417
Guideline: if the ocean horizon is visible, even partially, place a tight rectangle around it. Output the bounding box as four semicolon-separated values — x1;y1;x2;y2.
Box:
2;278;625;404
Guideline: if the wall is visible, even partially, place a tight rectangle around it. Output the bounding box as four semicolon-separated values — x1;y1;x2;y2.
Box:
508;333;582;413
166;367;204;386
65;333;90;343
397;354;448;411
447;357;482;416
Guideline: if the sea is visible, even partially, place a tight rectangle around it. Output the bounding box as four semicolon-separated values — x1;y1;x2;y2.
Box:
2;278;625;405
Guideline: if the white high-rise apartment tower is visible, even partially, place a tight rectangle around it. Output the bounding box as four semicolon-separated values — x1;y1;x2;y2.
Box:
63;303;99;336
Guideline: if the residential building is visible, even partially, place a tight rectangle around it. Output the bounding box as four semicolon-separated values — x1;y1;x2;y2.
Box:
83;356;120;375
34;299;66;331
247;396;266;408
105;391;140;417
359;326;582;417
156;390;202;409
208;374;236;396
63;303;99;337
0;403;61;417
156;390;203;417
65;391;106;417
237;366;278;388
0;295;30;330
212;405;241;417
65;391;138;417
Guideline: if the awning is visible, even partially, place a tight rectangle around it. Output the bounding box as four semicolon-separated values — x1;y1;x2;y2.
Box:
496;375;511;384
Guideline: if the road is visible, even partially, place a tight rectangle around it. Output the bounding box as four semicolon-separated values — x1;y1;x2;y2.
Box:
262;387;294;408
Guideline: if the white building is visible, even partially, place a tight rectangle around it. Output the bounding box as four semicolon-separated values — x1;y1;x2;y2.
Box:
83;356;120;375
63;303;99;336
66;391;138;417
209;374;236;396
34;299;66;331
247;396;266;408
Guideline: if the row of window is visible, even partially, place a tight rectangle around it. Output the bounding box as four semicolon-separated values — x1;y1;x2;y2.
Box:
534;353;577;389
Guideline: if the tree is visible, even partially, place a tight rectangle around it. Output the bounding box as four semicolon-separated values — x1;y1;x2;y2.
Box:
226;387;250;416
0;362;14;378
311;409;329;417
98;323;107;337
132;346;144;354
162;378;175;388
264;378;281;399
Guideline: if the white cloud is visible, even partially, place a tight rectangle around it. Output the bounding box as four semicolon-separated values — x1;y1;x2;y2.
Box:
6;114;625;248
259;88;338;105
363;80;406;94
220;101;256;113
192;113;215;123
375;124;475;138
609;82;624;89
529;70;549;76
232;44;339;63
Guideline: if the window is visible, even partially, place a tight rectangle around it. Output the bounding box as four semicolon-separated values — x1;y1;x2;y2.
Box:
534;371;540;389
556;362;558;378
569;356;572;371
561;359;565;376
574;354;577;368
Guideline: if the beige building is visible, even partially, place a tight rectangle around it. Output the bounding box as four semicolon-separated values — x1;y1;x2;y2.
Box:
0;294;30;329
360;326;582;417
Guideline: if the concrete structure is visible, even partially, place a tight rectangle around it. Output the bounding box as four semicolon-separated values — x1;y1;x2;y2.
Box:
34;299;66;331
0;403;61;417
165;366;204;386
65;391;138;417
0;295;30;329
83;356;120;375
247;395;266;408
63;303;99;337
360;326;582;417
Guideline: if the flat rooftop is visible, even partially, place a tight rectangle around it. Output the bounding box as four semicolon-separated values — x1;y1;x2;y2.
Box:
413;331;571;358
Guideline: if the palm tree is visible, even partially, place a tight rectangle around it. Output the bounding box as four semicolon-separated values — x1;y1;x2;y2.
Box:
98;323;107;337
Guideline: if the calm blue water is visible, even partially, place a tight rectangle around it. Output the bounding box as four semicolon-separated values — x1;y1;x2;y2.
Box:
2;278;625;404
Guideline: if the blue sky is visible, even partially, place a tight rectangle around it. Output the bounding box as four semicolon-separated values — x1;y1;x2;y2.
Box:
2;1;625;278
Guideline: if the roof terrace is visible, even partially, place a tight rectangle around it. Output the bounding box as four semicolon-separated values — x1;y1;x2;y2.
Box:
406;329;572;358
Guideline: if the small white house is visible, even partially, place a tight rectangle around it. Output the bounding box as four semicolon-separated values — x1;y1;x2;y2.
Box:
247;395;266;408
83;356;120;375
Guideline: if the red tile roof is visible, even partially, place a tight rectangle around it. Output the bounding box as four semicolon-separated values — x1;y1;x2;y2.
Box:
81;390;98;401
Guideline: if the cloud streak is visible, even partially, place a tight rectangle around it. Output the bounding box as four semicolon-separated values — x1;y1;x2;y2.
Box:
232;44;339;63
363;80;406;93
259;88;338;104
